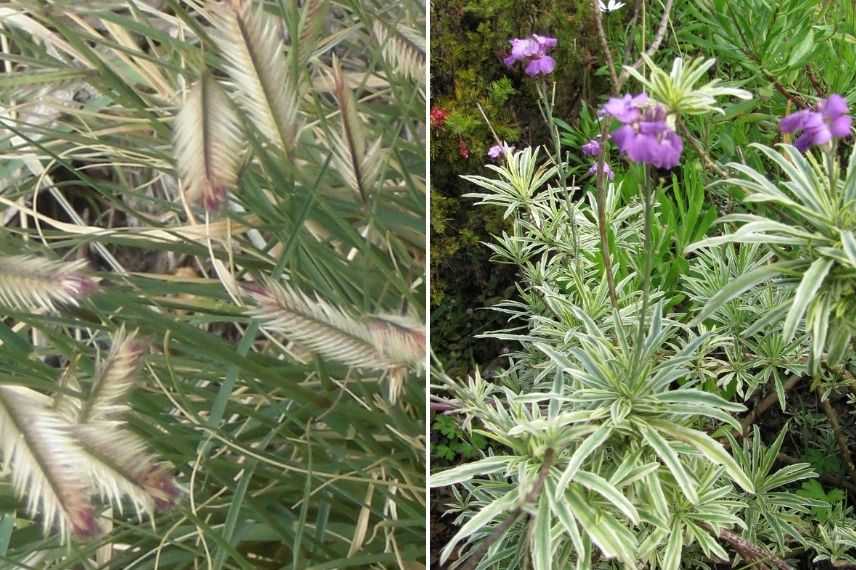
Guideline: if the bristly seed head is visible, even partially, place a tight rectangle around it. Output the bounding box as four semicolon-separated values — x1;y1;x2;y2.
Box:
70;506;100;539
0;256;99;313
140;465;180;512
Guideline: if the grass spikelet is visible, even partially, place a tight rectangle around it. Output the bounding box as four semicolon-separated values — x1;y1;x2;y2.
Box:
73;426;178;517
216;0;301;153
372;19;425;83
79;327;146;424
0;386;97;542
366;314;425;367
53;364;83;423
174;73;243;211
324;56;384;201
0;256;97;313
69;328;179;517
246;279;398;369
294;0;327;68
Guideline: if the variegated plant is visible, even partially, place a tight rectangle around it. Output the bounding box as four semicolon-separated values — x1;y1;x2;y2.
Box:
624;55;751;117
433;120;856;567
433;306;754;570
689;142;856;376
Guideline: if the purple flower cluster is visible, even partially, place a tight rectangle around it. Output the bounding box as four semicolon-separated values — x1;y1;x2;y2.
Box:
779;94;852;152
581;138;602;157
600;93;683;170
503;35;557;77
581;137;613;179
588;161;614;180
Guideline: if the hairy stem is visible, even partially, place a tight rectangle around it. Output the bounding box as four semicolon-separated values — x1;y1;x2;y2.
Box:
591;0;619;93
617;0;675;89
595;121;619;308
461;449;555;570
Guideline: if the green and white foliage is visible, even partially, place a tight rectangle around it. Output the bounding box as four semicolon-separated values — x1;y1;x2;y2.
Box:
689;142;856;376
0;0;425;566
624;55;751;117
682;244;808;403
433;148;761;569
726;425;820;554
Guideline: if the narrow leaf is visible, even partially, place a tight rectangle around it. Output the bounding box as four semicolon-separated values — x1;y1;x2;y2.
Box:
783;258;833;342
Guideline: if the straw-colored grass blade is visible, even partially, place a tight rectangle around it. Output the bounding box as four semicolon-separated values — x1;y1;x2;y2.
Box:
173;73;243;210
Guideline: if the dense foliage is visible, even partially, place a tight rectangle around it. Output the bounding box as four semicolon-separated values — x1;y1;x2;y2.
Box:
0;1;425;568
431;0;856;568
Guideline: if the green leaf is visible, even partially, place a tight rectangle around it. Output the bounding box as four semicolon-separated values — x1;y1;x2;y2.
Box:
575;470;640;524
565;487;636;565
649;419;754;493
440;490;517;564
555;423;613;497
639;422;699;504
693;261;797;325
532;493;552;570
841;231;856;268
662;523;684;570
430;456;514;487
783;258;833;342
545;477;584;555
787;30;815;68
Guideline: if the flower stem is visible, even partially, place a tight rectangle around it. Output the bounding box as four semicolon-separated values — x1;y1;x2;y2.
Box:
634;166;655;356
595;121;619;308
591;0;619;93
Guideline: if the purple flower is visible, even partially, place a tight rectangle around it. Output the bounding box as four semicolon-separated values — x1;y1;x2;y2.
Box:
488;142;515;160
600;93;649;123
602;94;683;169
587;162;614;179
581;138;602;157
508;38;540;63
533;34;557;50
504;34;557;76
779;94;852;151
525;56;556;76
